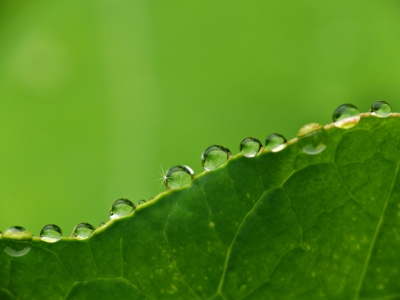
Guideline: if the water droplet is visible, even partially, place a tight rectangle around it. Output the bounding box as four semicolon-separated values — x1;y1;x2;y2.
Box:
239;137;262;158
71;223;95;239
99;222;106;227
110;198;135;219
164;165;194;189
40;224;62;243
265;133;287;152
370;100;391;117
332;104;360;128
201;145;231;171
2;226;32;257
297;123;329;155
138;199;147;205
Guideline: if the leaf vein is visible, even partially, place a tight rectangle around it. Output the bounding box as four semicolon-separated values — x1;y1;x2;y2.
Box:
162;204;203;300
214;189;267;298
35;245;75;282
236;247;295;300
353;160;400;299
0;287;17;300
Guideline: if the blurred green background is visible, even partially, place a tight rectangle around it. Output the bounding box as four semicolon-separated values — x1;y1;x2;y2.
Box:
0;0;399;236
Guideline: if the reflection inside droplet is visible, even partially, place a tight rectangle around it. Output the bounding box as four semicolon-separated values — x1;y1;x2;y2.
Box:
40;224;62;243
165;165;194;189
370;100;391;118
2;226;32;257
240;137;262;158
110;198;135;220
71;223;95;239
297;123;329;155
265;133;287;152
332;104;360;129
201;145;231;171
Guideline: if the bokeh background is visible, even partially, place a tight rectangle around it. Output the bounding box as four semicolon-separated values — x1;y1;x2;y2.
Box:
1;0;400;236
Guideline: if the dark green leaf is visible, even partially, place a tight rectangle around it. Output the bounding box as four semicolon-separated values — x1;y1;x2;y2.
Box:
1;114;400;299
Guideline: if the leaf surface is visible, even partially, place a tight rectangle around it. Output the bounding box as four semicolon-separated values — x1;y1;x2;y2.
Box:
1;115;400;300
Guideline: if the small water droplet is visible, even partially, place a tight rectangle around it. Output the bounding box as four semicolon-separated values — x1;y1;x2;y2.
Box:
165;165;194;189
71;223;95;239
297;123;329;155
332;104;360;128
240;137;262;158
201;145;231;171
110;198;135;219
2;226;32;257
265;134;287;152
99;222;106;227
138;199;147;205
370;100;391;117
40;224;62;243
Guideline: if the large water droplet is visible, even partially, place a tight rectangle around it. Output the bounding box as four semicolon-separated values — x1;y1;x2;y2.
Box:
332;104;360;128
201;145;231;171
240;137;262;158
265;133;287;152
297;123;329;155
40;224;62;243
71;223;95;239
164;165;194;189
370;100;391;117
110;198;135;219
2;226;32;257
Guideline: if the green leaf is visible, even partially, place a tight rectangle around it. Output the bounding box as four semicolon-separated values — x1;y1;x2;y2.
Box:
1;114;400;300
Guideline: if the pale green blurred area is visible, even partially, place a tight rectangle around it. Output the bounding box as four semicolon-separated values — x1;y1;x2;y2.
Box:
0;1;399;235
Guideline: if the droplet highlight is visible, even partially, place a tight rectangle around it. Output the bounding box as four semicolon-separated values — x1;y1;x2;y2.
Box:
370;100;391;117
164;165;194;189
110;198;135;219
265;133;287;152
332;104;360;129
297;123;329;155
240;137;262;158
71;223;95;239
201;145;231;171
40;224;62;243
2;226;32;257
